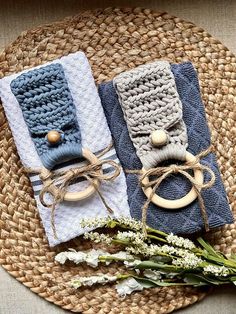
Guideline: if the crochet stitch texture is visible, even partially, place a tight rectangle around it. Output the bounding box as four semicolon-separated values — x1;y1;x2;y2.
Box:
10;63;82;169
114;61;188;169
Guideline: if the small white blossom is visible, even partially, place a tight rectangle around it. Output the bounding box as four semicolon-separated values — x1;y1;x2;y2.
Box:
112;251;134;260
125;242;160;257
80;216;112;228
55;249;135;267
160;245;177;255
84;232;112;244
115;277;143;297
116;217;143;231
55;249;107;267
116;231;145;243
124;260;141;268
103;251;134;265
159;245;192;258
85;249;107;268
203;265;229;277
172;253;203;269
143;269;162;280
55;249;87;264
80;216;143;231
72;274;117;288
166;233;196;250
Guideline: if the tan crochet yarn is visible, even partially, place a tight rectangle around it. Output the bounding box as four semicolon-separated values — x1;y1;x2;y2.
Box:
114;60;188;168
0;7;235;314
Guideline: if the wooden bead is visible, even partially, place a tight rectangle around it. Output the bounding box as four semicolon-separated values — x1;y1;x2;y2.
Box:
151;129;168;147
47;130;61;144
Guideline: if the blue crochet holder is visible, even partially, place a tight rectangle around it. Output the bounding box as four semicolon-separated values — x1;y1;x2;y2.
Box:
11;63;82;169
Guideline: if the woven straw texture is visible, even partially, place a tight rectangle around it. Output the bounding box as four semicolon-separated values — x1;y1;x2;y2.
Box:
0;7;235;314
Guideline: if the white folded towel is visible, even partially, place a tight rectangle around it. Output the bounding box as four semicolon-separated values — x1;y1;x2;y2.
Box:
0;52;130;246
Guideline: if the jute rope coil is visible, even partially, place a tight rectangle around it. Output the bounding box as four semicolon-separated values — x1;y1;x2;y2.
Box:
0;7;235;314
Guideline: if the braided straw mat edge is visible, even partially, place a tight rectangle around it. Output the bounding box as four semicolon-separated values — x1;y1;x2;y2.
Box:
0;7;235;314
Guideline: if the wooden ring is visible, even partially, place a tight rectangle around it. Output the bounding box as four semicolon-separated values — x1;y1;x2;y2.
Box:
141;152;204;209
44;148;100;202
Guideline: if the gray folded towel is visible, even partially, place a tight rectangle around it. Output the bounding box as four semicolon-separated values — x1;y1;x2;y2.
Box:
98;61;233;234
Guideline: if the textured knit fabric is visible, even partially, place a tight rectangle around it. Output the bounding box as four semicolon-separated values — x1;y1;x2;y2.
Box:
113;61;188;169
0;52;130;246
98;61;233;234
10;63;82;170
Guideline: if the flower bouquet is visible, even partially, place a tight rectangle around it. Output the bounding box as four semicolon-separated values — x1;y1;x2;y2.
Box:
56;217;236;297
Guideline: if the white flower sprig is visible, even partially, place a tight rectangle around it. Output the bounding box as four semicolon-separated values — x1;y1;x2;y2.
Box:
203;265;230;277
172;253;203;269
55;249;134;268
71;274;145;297
166;233;196;250
83;231;113;245
55;249;107;267
71;274;118;288
80;216;143;231
55;217;236;297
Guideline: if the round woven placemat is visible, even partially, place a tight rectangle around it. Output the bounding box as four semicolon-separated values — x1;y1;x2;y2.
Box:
0;7;235;314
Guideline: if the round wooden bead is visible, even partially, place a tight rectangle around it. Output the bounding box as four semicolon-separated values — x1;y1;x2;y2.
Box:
47;130;61;144
151;129;168;147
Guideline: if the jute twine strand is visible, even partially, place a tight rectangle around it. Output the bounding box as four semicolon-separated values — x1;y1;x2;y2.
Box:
0;7;235;314
27;143;121;239
127;146;215;235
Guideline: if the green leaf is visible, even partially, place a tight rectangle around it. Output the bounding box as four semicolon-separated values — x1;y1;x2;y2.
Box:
135;260;183;272
150;256;172;264
197;237;221;258
159;270;182;279
230;254;236;261
229;276;236;282
133;276;190;287
184;273;228;286
147;234;167;243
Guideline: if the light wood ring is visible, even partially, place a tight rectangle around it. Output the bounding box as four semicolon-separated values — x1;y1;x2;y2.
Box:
141;152;204;209
44;148;100;202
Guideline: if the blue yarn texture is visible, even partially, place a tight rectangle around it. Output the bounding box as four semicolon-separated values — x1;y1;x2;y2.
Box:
11;63;82;169
98;62;233;234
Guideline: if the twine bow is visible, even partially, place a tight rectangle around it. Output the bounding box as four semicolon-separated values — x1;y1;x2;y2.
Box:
127;146;215;236
27;143;121;239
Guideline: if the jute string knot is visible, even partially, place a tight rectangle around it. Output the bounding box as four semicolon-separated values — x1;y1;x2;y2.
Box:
27;143;121;239
127;146;215;236
169;164;179;173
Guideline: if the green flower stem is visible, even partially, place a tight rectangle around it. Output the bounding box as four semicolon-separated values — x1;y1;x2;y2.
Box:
147;234;168;243
146;226;168;237
132;275;194;287
116;274;133;280
111;239;131;246
135;260;184;272
98;255;133;263
203;254;236;269
196;238;236;268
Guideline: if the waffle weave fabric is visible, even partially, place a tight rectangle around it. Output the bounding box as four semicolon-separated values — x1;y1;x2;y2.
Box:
10;63;82;169
98;61;233;234
0;52;130;246
113;61;188;169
